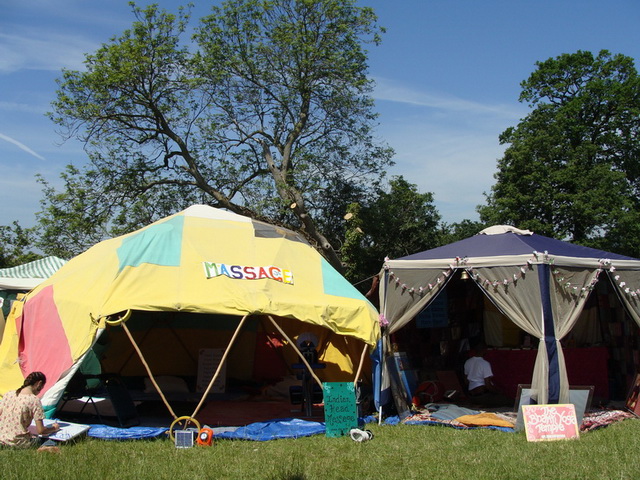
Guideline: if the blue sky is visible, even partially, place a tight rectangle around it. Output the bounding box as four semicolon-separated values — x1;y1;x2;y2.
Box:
1;0;639;229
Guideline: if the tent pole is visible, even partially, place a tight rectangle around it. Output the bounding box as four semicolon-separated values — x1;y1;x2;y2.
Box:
117;323;154;377
267;315;323;389
378;333;386;425
190;314;251;419
353;342;368;386
120;321;178;420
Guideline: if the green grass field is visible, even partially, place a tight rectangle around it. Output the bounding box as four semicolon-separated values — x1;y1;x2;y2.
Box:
2;419;639;480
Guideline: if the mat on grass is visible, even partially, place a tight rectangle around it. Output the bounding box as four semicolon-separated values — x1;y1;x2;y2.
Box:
213;418;325;441
88;425;168;440
393;407;636;433
401;414;515;432
580;409;636;431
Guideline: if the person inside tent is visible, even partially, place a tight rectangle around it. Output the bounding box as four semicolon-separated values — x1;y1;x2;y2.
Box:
0;371;60;451
296;332;320;365
464;343;509;407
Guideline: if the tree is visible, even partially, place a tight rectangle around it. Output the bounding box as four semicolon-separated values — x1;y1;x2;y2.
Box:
340;176;442;285
439;219;486;245
0;222;41;268
44;1;393;269
479;50;640;255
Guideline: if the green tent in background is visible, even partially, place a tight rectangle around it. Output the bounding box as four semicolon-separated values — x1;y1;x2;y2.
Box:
0;256;67;324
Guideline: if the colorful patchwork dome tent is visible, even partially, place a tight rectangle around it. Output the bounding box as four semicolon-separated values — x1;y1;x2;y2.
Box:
0;205;379;422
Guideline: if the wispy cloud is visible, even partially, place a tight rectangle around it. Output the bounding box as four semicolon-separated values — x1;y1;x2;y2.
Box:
0;171;44;227
0;30;94;73
373;76;525;120
0;100;47;115
369;80;519;223
0;132;45;160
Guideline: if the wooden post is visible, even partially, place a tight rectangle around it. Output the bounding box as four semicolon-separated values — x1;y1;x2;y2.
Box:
190;314;250;419
353;342;369;385
121;321;178;420
267;315;323;389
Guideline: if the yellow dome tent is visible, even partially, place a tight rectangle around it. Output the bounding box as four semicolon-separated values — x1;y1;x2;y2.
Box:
0;205;379;424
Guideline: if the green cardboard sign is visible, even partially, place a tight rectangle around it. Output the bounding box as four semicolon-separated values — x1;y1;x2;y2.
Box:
323;382;357;437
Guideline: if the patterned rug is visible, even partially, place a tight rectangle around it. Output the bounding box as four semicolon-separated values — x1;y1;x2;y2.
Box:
580;409;636;431
400;407;637;432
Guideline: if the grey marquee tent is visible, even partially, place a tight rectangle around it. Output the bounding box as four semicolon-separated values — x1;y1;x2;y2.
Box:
376;226;640;408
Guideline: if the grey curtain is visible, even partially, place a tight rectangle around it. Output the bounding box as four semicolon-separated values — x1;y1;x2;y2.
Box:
472;265;549;403
549;266;601;403
380;268;454;334
608;269;640;328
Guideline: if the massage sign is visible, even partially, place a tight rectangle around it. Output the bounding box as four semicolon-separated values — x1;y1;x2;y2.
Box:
203;262;294;285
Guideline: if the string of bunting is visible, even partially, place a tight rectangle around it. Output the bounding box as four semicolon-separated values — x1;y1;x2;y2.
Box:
383;253;639;300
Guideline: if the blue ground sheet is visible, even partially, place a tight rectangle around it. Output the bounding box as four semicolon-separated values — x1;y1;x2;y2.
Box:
88;425;168;440
214;418;326;441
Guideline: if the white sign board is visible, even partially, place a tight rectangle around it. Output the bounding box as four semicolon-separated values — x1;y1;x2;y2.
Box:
196;348;226;394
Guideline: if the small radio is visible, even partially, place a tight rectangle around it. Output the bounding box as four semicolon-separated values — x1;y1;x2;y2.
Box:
197;427;214;446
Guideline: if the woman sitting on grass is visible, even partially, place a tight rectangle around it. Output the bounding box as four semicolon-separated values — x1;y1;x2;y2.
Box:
0;371;60;451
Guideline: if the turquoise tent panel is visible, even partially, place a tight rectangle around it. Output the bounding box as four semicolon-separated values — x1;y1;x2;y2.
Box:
321;258;367;300
117;215;185;271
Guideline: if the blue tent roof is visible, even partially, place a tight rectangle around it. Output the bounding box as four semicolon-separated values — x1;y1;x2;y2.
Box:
399;231;637;262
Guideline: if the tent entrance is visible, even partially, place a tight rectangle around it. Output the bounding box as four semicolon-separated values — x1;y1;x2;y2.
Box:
387;270;640;410
57;310;370;426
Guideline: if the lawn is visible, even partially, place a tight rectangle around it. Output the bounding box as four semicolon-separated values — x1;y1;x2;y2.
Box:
1;418;639;480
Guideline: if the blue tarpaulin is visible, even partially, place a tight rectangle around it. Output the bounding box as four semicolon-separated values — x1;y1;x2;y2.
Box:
214;418;325;441
88;425;167;440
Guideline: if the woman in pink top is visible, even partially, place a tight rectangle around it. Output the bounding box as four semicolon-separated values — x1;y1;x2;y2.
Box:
0;372;59;448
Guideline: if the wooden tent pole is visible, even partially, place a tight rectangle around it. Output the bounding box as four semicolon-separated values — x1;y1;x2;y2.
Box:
120;321;178;420
190;314;250;419
353;342;369;386
267;315;323;389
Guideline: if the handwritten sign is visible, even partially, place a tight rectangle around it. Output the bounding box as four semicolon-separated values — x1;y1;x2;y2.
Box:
197;348;226;393
522;404;580;442
323;382;357;437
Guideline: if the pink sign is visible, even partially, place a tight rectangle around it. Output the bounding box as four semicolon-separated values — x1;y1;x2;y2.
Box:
522;404;580;442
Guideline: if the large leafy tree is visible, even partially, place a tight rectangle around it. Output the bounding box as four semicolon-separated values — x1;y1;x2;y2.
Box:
340;176;442;285
43;0;393;269
479;50;640;255
439;219;486;246
0;223;41;268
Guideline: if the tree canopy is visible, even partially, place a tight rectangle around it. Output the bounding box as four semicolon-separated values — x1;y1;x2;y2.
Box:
42;0;393;270
0;223;40;268
340;176;442;285
479;50;640;255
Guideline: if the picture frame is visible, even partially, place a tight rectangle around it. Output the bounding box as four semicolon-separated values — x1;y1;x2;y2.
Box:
625;373;640;416
514;384;594;431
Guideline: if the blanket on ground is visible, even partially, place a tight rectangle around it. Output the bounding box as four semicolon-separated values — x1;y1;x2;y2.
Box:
399;407;636;433
402;411;514;432
580;409;636;431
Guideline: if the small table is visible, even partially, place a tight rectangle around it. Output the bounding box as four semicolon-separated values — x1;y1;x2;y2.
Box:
292;363;326;417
